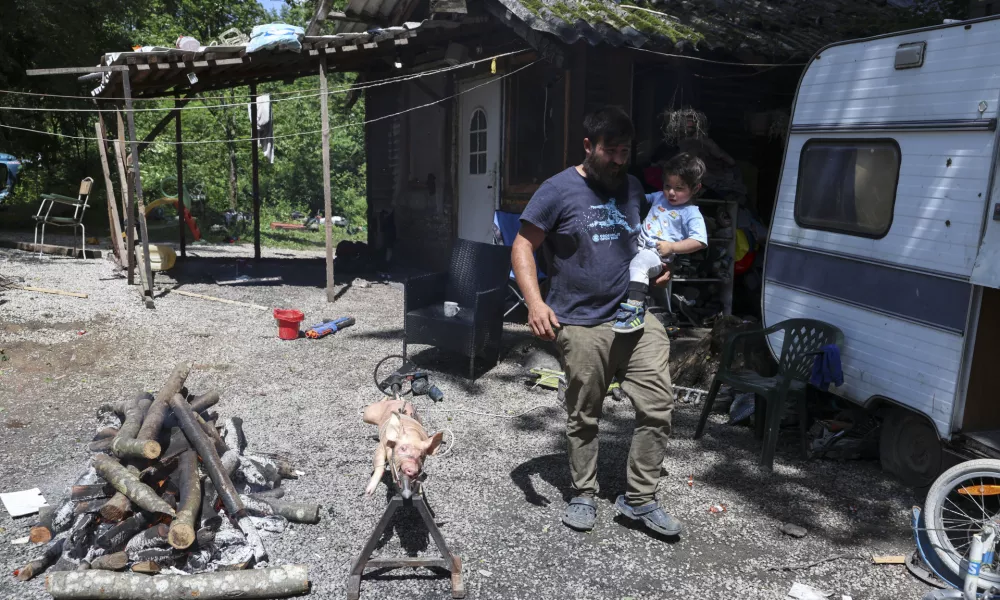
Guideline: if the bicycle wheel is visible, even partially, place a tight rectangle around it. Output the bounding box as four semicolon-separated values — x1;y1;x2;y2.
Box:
924;458;1000;588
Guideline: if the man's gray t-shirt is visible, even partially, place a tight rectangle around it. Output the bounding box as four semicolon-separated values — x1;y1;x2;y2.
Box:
520;167;643;326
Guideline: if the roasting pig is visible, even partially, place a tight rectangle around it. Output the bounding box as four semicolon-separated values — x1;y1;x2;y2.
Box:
363;398;443;497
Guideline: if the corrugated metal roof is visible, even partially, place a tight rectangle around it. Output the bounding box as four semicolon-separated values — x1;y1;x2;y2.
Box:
88;23;421;98
494;0;906;59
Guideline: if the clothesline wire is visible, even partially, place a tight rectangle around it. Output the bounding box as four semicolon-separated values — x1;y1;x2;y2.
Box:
628;45;808;68
0;48;528;111
0;60;538;145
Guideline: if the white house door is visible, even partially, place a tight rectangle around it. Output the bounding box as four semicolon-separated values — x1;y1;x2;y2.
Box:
457;79;500;243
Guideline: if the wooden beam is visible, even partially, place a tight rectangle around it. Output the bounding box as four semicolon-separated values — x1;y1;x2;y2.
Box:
176;96;186;259
0;240;101;259
320;56;335;302
122;72;156;307
95;116;126;265
115;111;135;285
250;83;261;261
27;65;128;76
307;0;334;36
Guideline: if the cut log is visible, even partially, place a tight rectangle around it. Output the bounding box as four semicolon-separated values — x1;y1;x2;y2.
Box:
71;484;115;501
158;427;193;462
51;498;77;535
73;499;108;515
238;494;274;517
93;427;119;441
89;552;128;571
99;493;131;522
111;393;160;460
136;363;191;447
88;438;113;453
189;390;220;413
131;547;180;565
96;512;151;552
167;448;201;549
260;499;321;524
249;515;287;533
237;516;268;564
30;505;56;544
17;536;66;581
130;560;161;574
199;482;222;531
92;454;175;517
165;394;244;519
124;523;169;560
46;564;310;599
221;417;246;454
250;487;286;500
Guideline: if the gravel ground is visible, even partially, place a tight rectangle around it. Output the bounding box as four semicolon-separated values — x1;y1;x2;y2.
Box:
0;234;934;600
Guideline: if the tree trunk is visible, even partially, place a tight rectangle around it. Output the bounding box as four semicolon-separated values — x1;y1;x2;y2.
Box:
30;505;56;543
96;511;152;552
165;394;243;519
71;484;115;501
73;499;108;515
112;393;160;460
92;454;175;517
124;523;169;560
136;363;191;447
46;564;310;600
17;536;65;581
89;552;128;572
260;499;321;524
167;449;201;549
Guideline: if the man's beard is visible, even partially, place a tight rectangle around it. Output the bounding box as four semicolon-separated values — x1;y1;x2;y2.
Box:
582;153;627;192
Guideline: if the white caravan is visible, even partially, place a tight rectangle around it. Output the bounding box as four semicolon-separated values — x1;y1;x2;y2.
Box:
764;15;1000;486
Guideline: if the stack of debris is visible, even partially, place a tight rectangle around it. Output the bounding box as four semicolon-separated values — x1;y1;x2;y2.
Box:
14;363;315;600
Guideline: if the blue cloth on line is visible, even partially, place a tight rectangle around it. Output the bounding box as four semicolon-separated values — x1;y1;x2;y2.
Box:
809;344;843;390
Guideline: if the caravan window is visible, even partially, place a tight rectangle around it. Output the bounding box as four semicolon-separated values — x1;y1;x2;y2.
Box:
794;139;900;238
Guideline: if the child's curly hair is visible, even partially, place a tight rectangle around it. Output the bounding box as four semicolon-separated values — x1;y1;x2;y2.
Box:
661;152;706;190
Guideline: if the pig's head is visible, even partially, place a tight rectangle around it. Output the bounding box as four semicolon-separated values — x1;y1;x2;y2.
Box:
384;413;444;482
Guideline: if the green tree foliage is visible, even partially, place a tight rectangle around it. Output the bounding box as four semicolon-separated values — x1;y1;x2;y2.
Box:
0;0;366;236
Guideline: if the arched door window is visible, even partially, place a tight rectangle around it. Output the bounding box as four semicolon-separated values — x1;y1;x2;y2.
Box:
469;109;487;175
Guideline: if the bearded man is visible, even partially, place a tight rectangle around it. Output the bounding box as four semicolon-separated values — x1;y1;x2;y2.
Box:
512;106;683;538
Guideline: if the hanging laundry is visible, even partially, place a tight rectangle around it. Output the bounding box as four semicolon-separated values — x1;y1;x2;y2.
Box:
248;94;274;164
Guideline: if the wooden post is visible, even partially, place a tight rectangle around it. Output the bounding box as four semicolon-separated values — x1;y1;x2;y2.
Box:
176;96;185;259
95;115;126;265
122;71;155;302
319;56;335;302
115;111;135;285
250;83;261;261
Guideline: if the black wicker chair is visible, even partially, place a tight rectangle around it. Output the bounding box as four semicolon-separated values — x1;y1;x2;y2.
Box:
403;239;512;380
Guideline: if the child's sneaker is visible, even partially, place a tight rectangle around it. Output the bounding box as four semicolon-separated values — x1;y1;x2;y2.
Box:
612;300;646;333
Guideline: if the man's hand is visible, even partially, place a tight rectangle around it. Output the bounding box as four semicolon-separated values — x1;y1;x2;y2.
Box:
656;240;675;257
652;265;672;287
527;299;560;341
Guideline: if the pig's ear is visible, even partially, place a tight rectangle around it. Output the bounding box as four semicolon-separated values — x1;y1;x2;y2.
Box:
423;431;445;456
384;413;402;447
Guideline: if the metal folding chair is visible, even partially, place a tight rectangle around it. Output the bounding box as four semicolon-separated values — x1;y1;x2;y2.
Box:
32;177;94;257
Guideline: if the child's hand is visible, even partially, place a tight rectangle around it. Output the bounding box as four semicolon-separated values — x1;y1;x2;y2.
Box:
656;240;674;257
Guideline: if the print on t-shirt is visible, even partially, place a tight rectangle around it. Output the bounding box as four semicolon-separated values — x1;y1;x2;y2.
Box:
586;198;638;243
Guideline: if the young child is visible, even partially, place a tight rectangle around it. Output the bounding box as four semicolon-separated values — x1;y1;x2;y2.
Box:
613;152;708;333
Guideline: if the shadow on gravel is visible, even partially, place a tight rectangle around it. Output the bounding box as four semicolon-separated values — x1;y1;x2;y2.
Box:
671;407;918;546
510;411;638;507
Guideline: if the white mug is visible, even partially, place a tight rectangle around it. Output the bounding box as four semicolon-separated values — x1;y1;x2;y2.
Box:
443;301;459;317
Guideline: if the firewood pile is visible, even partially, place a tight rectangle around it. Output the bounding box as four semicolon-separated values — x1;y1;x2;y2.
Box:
14;363;315;600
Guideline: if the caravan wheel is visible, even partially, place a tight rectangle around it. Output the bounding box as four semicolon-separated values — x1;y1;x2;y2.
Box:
880;408;942;488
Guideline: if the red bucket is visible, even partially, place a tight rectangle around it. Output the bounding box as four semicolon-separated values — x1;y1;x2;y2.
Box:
273;308;304;340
